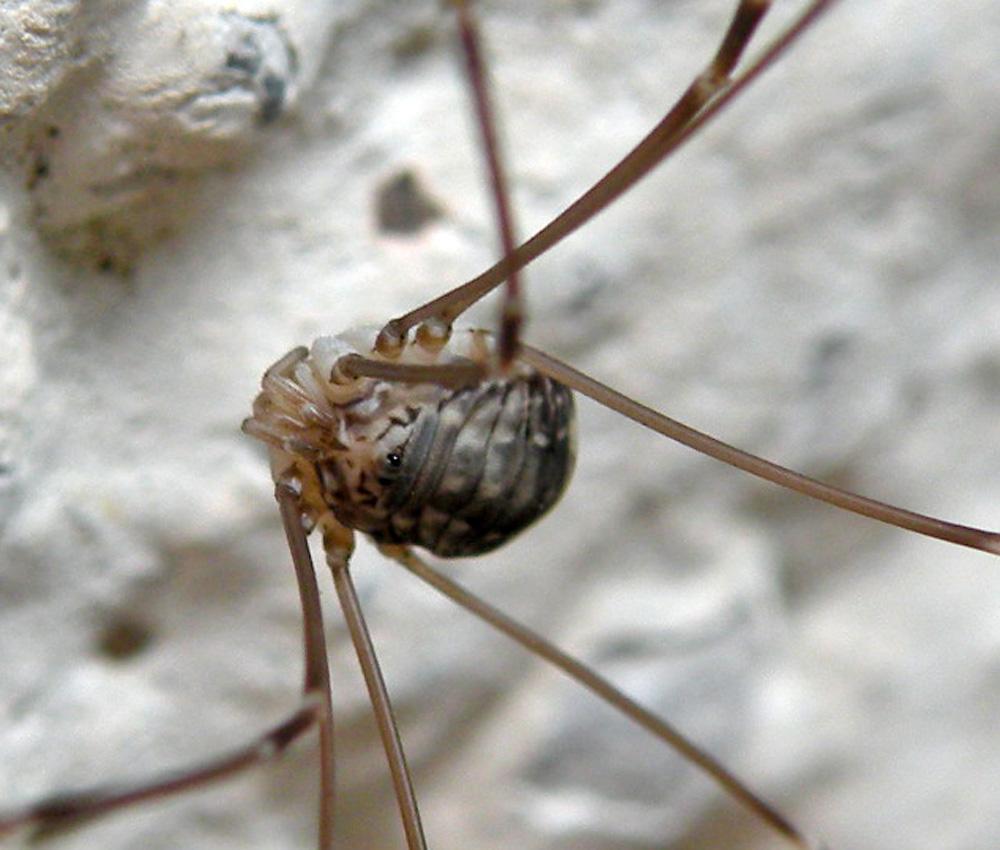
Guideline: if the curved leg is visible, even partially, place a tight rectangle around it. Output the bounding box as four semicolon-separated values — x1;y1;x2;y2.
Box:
0;703;320;842
520;345;1000;555
0;485;335;847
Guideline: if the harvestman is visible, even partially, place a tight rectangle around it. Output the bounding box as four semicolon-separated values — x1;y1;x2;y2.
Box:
2;1;998;848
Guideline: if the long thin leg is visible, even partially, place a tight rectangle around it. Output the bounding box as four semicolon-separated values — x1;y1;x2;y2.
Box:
452;0;524;366
276;483;337;850
0;485;336;845
519;345;1000;556
323;525;427;850
0;704;320;841
382;544;824;850
379;0;840;343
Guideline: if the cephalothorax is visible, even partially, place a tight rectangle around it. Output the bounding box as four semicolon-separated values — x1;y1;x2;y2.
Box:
243;327;576;557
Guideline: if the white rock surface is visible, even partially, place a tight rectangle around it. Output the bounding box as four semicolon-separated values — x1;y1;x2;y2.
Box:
0;0;345;267
1;2;999;850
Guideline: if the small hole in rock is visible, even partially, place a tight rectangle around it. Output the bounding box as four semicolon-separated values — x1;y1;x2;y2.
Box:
97;615;155;662
376;170;444;235
392;24;439;66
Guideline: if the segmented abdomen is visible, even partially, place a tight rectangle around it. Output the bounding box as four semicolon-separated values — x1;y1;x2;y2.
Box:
319;370;575;557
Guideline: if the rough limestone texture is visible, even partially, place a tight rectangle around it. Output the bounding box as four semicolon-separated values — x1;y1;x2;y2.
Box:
1;2;999;850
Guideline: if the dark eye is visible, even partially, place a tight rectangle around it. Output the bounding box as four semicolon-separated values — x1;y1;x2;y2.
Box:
385;452;403;468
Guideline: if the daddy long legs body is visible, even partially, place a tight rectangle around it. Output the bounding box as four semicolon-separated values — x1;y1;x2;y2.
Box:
1;1;1000;849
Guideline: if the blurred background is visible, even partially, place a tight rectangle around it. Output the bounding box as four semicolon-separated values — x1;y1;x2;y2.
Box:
1;1;999;849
